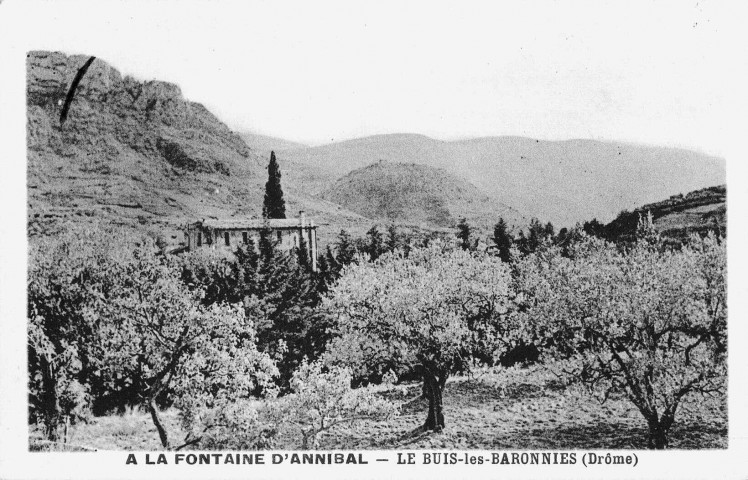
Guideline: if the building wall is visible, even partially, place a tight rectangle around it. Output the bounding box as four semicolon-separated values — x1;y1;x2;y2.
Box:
185;225;318;270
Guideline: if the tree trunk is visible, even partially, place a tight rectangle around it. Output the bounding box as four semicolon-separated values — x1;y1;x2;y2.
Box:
301;428;318;450
646;413;673;450
422;370;446;432
143;342;186;450
41;359;60;441
148;398;170;449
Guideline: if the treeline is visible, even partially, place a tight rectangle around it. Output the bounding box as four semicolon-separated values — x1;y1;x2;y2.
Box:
321;217;726;448
28;213;726;450
26;220;440;449
578;185;725;244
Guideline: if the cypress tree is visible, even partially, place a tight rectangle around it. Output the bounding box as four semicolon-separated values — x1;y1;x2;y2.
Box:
258;225;275;264
516;230;529;256
456;217;472;250
316;253;330;292
296;234;311;272
263;151;286;219
527;218;543;253
386;222;399;252
335;229;356;266
325;245;340;278
544;221;555;238
492;217;513;263
235;237;260;292
366;225;384;261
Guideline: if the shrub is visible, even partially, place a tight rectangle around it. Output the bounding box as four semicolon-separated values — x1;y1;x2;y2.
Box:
274;360;398;449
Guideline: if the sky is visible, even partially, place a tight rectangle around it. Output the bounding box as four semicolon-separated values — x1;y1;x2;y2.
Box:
2;0;738;155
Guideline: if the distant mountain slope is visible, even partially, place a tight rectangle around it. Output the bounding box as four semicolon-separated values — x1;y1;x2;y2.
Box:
320;161;525;229
239;132;308;152
279;134;725;228
26;51;373;247
28;51;724;250
601;185;726;242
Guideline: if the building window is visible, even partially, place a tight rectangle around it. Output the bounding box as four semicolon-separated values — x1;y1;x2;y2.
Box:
277;231;282;242
197;232;202;247
225;232;230;246
242;231;248;243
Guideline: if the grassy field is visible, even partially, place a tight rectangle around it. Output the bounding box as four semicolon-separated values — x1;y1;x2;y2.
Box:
30;368;727;452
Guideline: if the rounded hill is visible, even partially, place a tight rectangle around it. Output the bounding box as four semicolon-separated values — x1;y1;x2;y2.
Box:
319;161;523;229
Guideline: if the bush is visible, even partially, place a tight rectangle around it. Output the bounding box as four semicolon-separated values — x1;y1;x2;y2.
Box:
273;360;399;449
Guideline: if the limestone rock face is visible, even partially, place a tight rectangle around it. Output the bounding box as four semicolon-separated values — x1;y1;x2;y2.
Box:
27;51;251;170
25;51;379;249
26;50;266;243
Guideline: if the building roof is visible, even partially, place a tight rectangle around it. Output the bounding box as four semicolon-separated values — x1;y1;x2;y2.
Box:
198;218;316;230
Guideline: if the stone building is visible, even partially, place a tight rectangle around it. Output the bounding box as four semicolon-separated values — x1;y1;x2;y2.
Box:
185;211;318;271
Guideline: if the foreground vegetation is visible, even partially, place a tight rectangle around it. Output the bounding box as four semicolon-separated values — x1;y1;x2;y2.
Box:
30;365;726;451
28;213;726;451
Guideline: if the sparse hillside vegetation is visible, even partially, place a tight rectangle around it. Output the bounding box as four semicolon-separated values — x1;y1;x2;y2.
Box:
320;161;524;229
593;185;726;243
278;134;725;227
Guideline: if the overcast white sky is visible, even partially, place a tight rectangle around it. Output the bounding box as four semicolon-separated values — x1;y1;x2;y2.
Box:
3;0;738;154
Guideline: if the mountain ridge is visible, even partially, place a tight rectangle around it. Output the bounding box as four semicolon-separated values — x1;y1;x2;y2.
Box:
275;133;725;228
239;132;309;152
26;50;726;250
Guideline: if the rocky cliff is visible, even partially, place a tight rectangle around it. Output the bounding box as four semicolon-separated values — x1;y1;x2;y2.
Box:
27;51;266;244
26;51;376;247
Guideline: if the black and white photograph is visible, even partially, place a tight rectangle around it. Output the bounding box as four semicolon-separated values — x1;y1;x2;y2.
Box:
0;0;746;478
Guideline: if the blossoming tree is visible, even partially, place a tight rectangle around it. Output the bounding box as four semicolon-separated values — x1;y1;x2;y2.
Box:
515;229;726;448
324;244;513;431
95;244;279;449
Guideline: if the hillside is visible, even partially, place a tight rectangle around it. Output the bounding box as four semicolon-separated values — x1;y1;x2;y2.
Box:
600;185;726;242
239;132;308;152
278;134;726;228
320;161;525;230
27;51;725;249
26;51;372;247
